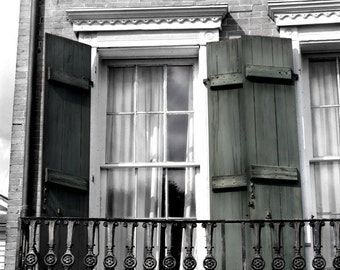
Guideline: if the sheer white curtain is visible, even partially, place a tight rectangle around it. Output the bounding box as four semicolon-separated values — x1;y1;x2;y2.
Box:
310;59;340;215
310;59;340;262
310;60;340;158
104;64;195;270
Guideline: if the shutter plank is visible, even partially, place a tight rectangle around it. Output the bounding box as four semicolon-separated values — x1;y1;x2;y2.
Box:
249;165;298;182
207;39;248;270
205;72;243;90
45;168;88;191
48;67;91;91
245;65;294;83
212;174;247;190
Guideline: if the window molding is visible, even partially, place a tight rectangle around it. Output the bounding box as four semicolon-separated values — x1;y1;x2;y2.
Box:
66;5;228;32
268;0;340;26
268;2;340;251
68;5;215;222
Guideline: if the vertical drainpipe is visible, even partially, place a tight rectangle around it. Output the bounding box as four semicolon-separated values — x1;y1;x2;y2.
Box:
21;0;39;217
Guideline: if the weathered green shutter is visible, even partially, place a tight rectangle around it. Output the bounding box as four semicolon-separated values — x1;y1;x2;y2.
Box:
43;33;91;217
41;33;91;269
206;35;302;269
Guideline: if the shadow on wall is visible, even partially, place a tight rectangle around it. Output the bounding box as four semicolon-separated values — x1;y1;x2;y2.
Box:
220;13;246;39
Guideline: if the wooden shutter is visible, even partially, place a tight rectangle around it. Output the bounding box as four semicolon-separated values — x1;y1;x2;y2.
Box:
206;35;302;269
42;33;91;217
41;33;91;269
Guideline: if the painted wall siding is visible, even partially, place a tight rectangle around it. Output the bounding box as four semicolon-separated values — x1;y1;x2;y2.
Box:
6;0;279;269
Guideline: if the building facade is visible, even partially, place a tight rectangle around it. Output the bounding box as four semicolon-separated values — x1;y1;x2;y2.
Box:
6;0;340;269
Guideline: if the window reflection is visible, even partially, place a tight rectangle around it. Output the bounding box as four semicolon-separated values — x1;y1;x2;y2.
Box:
167;66;193;111
167;115;188;161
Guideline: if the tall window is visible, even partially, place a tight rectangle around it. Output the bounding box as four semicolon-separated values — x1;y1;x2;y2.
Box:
309;57;340;261
309;57;340;218
103;60;198;269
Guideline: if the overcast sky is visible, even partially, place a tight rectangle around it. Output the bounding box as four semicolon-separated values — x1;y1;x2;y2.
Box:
0;1;20;197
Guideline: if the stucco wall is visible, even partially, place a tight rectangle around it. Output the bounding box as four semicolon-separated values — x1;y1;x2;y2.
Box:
6;0;279;268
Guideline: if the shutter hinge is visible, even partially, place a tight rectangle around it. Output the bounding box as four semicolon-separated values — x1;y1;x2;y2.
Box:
292;72;299;81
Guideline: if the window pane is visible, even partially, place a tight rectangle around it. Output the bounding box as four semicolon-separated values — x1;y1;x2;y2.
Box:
136;114;164;162
167;66;193;111
106;115;134;163
311;162;340;215
167;169;185;217
312;107;340;157
310;60;338;106
167;115;188;161
137;66;164;112
108;67;135;113
137;168;163;218
167;168;196;218
106;169;135;218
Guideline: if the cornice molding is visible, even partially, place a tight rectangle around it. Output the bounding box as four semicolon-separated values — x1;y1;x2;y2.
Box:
66;5;228;32
268;0;340;26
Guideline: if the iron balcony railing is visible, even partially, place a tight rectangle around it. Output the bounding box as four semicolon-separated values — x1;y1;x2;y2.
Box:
19;217;340;270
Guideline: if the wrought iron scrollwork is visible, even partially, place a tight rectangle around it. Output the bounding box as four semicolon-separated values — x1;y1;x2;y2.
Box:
250;222;265;270
24;219;39;269
310;220;326;270
290;221;306;270
183;223;197;270
143;222;157;270
202;222;217;270
83;220;99;268
331;221;340;269
162;223;177;270
270;222;285;270
103;221;118;269
61;220;77;269
43;220;58;269
124;222;138;270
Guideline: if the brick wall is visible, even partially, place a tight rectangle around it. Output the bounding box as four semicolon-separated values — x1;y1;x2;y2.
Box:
6;0;32;268
5;0;279;268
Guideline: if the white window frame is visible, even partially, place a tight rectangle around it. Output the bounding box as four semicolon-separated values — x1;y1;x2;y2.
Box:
66;4;228;219
268;0;340;265
98;58;200;220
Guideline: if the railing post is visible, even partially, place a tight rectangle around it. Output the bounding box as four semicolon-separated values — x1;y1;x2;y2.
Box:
103;221;118;269
202;222;217;270
250;222;265;270
163;223;177;270
270;222;285;270
124;222;138;270
24;219;39;269
43;219;58;269
84;220;100;269
183;222;197;270
143;222;157;270
290;221;306;270
310;220;326;270
330;220;340;269
61;220;77;269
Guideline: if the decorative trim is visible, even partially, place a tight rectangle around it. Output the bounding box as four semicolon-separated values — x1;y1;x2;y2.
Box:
268;0;340;26
66;5;228;32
